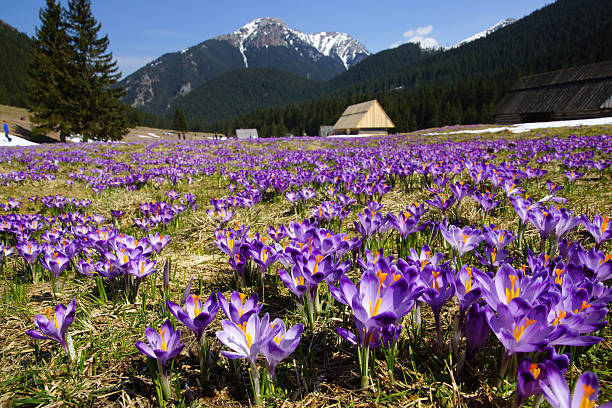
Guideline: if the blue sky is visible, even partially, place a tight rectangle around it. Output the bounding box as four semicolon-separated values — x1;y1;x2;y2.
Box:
6;0;553;78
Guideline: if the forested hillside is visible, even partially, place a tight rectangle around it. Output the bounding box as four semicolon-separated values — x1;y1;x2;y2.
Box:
170;68;325;124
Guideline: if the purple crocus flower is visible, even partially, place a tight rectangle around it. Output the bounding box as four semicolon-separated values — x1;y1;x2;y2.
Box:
449;181;474;205
126;258;157;279
515;348;570;407
110;209;124;219
26;298;76;357
426;192;456;214
464;302;489;361
501;179;524;197
475;245;512;269
249;241;279;272
454;265;483;312
135;319;184;367
546;180;564;195
148;232;171;254
214;227;247;257
266;225;287;243
75;257;95;278
472;190;500;215
168;293;218;341
166;190;180;201
581;214;611;249
261;319;304;377
279;265;308;300
135;319;184;398
476;263;548;311
540;367;611;408
420;264;456;349
528;206;561;242
564;170;584;182
354;207;386;239
385;210;425;239
485;303;551;356
40;250;70;279
482;225;516;251
16;240;43;266
439;224;483;258
216;312;275;364
407;244;444;271
334;270;421;336
219;291;262;325
554;208;582;245
332;269;421;388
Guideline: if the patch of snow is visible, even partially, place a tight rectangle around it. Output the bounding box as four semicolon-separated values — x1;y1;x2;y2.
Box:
138;135;151;139
147;133;160;138
422;117;612;136
0;134;38;147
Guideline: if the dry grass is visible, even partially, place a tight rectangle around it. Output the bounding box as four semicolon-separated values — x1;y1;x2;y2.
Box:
0;125;610;407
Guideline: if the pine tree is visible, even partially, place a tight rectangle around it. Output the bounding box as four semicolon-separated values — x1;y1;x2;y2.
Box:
172;109;188;132
28;0;73;141
64;0;127;141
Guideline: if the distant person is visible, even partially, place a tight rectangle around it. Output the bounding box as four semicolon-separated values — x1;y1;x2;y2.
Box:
3;123;11;142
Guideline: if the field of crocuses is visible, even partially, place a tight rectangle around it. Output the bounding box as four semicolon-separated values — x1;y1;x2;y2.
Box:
0;126;611;407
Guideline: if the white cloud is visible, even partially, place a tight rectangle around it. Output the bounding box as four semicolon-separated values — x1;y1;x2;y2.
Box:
391;24;439;49
403;25;433;38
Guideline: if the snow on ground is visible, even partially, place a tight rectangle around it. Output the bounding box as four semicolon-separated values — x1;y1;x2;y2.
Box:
138;135;151;139
0;134;38;147
423;117;612;136
147;133;160;138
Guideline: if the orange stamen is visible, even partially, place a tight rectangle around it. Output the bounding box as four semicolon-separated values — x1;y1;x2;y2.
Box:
529;363;540;380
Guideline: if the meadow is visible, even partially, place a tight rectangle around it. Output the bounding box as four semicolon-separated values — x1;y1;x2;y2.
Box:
0;125;611;407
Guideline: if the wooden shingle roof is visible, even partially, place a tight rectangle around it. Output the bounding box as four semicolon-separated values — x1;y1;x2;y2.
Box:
495;60;612;115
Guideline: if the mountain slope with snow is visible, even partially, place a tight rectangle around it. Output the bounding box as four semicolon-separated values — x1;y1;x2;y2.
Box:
454;18;517;48
217;18;369;70
120;17;368;113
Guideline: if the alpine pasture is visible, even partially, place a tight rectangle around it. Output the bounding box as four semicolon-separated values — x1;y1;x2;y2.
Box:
0;125;611;407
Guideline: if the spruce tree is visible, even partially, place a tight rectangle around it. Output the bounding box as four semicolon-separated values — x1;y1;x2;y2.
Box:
64;0;127;141
28;0;73;141
172;109;188;132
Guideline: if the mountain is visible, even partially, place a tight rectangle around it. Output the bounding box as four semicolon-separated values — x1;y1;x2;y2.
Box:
119;17;369;114
454;18;517;48
0;20;33;107
217;17;369;70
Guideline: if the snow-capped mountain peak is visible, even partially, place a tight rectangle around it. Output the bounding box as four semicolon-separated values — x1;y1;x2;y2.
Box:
217;17;369;70
455;18;517;48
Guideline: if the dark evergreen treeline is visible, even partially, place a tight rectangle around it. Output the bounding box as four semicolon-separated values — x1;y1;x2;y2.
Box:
210;77;504;137
0;21;33;107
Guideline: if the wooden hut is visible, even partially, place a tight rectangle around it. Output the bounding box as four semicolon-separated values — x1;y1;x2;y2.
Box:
333;100;395;135
236;129;258;139
494;60;612;124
